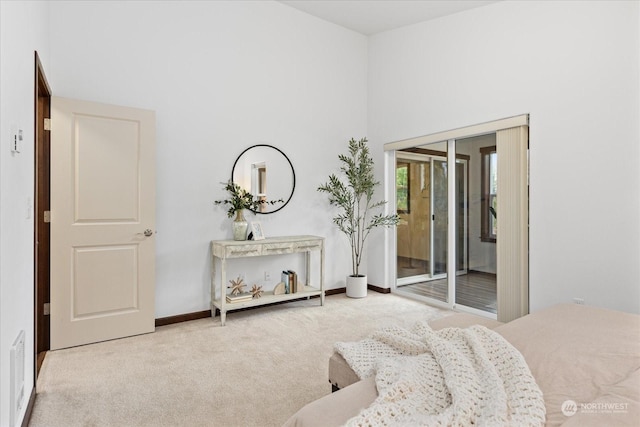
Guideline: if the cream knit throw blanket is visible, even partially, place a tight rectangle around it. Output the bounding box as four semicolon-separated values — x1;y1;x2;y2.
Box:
335;321;546;426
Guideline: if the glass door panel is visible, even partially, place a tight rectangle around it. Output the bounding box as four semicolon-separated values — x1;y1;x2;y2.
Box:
396;158;430;283
455;160;468;272
454;135;497;314
432;159;448;276
395;142;448;304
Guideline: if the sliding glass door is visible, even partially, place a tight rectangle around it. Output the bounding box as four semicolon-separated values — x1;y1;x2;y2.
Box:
395;143;468;305
387;115;529;321
394;140;492;314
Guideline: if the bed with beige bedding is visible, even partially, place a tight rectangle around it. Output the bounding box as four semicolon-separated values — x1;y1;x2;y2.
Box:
284;304;640;426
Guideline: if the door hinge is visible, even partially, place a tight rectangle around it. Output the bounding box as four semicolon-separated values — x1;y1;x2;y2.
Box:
44;118;51;131
43;303;50;316
43;210;51;223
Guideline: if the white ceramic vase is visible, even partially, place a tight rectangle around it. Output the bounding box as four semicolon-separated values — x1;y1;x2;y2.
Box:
232;209;248;241
346;275;367;298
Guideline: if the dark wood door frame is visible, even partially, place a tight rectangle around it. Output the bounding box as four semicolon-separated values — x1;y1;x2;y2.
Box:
34;51;51;377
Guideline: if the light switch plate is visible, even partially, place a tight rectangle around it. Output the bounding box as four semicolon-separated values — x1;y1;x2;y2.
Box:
12;129;23;153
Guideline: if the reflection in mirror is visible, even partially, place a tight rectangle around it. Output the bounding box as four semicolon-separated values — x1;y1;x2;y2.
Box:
232;145;295;214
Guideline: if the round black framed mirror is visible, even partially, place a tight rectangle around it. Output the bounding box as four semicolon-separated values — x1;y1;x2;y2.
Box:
231;144;295;214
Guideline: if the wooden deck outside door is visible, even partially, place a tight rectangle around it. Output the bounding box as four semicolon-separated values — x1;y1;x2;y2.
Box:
50;97;156;350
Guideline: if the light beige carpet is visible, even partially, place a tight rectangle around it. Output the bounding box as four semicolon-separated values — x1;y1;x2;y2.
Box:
30;293;449;427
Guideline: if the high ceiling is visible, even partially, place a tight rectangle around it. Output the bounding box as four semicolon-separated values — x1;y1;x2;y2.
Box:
279;1;501;35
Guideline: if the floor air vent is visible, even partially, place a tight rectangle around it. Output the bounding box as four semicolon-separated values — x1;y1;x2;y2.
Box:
10;330;25;427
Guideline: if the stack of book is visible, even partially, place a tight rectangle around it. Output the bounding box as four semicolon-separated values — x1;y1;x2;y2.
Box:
281;270;298;293
226;292;253;303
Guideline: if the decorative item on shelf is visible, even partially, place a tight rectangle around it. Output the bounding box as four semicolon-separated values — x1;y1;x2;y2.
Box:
281;271;290;294
250;284;263;299
273;282;286;295
232;210;248;241
287;270;298;293
250;222;265;240
278;270;298;293
229;276;246;296
214;181;283;241
226;293;253;303
318;137;400;298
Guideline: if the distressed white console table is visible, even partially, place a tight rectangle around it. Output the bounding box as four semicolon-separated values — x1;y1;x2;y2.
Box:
210;235;325;325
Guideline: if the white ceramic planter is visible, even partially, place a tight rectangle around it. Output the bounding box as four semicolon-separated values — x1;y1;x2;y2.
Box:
346;275;367;298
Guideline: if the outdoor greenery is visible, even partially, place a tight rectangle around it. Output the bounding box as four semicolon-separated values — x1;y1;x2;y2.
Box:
318;137;400;277
396;163;409;213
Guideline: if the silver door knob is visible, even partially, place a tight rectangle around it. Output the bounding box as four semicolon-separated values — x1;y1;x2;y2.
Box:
143;229;154;237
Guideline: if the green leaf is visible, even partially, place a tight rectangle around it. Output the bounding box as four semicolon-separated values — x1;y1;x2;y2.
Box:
214;180;283;217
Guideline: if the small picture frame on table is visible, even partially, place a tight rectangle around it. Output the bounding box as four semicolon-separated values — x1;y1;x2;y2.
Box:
250;222;265;240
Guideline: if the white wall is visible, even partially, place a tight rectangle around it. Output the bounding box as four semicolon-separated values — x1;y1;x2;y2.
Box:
0;1;51;425
368;0;640;314
48;0;368;318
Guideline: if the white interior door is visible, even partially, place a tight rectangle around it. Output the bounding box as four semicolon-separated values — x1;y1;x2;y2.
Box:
50;97;156;350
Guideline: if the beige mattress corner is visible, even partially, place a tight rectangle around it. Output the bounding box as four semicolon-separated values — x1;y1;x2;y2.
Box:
293;304;640;426
282;377;377;427
495;303;640;426
329;353;359;390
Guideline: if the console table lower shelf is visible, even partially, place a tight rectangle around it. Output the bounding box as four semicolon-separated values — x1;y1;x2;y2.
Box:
212;286;322;316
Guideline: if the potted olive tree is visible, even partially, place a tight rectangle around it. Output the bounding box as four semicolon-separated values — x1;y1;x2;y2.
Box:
318;137;399;298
